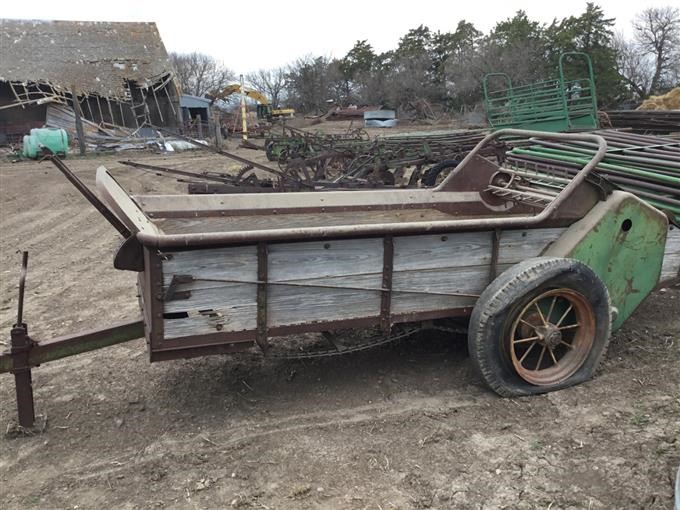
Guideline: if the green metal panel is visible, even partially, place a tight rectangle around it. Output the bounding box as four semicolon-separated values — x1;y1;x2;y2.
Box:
483;53;598;133
545;191;668;330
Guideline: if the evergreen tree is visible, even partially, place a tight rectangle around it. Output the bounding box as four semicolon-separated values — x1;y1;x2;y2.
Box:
545;3;624;106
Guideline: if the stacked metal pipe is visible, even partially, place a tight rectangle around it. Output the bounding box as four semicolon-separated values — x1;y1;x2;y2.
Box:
505;129;680;222
603;110;680;135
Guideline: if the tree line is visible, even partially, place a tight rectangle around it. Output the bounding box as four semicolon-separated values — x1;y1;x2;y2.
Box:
170;3;679;115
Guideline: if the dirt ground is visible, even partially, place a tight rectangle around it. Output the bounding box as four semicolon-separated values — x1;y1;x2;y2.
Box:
0;132;679;510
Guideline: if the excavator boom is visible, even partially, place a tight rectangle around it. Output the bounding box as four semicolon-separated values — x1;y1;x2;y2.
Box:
207;84;294;120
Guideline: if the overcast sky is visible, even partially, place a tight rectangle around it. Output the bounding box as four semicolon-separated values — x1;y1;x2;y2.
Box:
2;0;674;74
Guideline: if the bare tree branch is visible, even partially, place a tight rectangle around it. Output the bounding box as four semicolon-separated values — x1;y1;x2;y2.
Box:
169;52;235;97
245;68;287;108
633;6;680;94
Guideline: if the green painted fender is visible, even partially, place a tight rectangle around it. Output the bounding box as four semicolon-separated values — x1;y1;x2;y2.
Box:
544;191;668;330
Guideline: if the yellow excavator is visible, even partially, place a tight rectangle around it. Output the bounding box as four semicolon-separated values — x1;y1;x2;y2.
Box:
207;84;295;121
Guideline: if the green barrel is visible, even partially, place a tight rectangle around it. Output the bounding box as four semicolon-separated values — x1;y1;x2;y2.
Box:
22;128;69;159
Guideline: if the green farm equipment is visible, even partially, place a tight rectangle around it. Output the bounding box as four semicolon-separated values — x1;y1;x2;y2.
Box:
483;52;599;132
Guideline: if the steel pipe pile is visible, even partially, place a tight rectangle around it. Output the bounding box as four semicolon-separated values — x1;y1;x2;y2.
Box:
603;110;680;135
505;129;680;222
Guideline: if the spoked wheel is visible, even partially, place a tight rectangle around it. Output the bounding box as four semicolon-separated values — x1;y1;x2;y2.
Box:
509;288;595;386
468;257;611;397
420;159;460;187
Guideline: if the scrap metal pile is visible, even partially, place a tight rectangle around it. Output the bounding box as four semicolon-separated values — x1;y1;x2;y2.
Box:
118;127;498;193
270;127;497;187
503;129;680;223
602;110;680;135
264;125;371;162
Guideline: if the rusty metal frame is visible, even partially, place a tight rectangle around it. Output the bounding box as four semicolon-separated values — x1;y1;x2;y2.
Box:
9;324;35;428
1;320;144;427
147;307;476;360
489;229;501;282
1;320;146;376
146;249;166;356
381;236;394;334
44;152;132;238
256;242;269;354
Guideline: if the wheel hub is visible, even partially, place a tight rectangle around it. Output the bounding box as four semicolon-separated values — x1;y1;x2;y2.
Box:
537;325;562;349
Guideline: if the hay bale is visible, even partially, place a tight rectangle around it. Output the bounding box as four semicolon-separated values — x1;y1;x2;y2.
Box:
638;87;680;110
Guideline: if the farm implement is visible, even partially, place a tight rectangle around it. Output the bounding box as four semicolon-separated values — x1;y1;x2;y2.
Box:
2;129;678;430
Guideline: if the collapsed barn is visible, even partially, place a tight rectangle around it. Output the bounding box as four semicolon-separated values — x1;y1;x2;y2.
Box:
0;19;181;145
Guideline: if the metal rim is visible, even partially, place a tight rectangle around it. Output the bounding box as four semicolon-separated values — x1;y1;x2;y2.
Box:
509;288;596;386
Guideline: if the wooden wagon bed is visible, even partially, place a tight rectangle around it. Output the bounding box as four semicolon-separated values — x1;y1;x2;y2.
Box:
4;129;680;429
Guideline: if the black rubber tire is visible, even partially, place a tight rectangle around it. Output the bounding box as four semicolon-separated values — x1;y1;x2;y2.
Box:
468;257;611;397
420;159;460;187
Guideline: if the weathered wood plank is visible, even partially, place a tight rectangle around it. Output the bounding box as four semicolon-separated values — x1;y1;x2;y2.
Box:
268;284;381;327
163;273;382;337
269;239;383;281
163;282;256;313
661;228;680;280
162;239;385;336
160;228;569;339
661;254;680;280
135;189;480;215
164;301;256;339
498;228;566;263
391;266;488;314
162;245;257;338
394;232;492;271
162;245;257;284
157;208;457;235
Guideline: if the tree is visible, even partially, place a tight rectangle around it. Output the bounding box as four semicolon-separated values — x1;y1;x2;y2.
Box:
432;20;483;89
395;25;432;58
490;10;543;46
336;40;379;105
354;51;393;106
386;51;437;109
340;40;376;80
614;32;653;99
545;3;624;106
285;55;336;113
246;68;287;108
169;52;235;97
440;21;486;108
389;25;438;107
479;11;547;87
633;6;680;94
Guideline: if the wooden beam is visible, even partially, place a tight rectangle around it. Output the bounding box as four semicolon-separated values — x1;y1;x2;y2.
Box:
71;86;87;155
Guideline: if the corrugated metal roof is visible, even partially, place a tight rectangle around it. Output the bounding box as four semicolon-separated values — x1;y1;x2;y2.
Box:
0;19;175;98
180;94;212;108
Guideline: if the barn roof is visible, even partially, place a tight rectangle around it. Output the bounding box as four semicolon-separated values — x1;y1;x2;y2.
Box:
0;19;175;98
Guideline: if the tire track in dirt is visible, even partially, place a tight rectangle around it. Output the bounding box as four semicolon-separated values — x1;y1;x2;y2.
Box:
7;392;486;482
